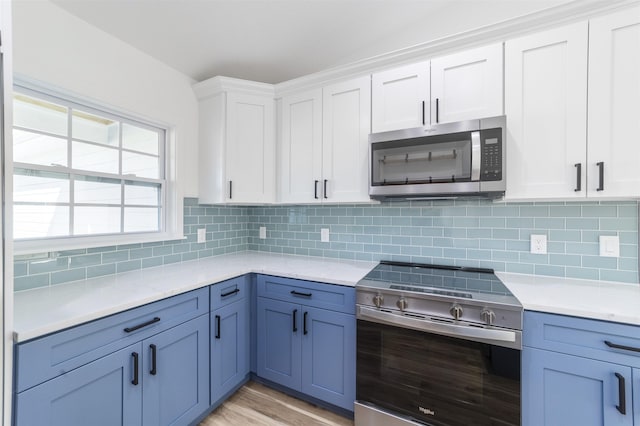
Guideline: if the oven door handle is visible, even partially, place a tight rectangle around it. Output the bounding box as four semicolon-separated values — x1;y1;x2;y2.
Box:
357;306;520;348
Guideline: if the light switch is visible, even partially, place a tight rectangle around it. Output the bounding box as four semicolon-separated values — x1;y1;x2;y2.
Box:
259;226;267;239
197;228;206;243
599;235;619;257
321;228;330;242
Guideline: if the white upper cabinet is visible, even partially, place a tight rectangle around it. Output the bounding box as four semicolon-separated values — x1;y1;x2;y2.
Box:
278;89;323;204
322;76;372;203
371;61;429;133
505;22;589;200
278;76;372;204
195;77;275;204
587;6;640;198
431;43;503;124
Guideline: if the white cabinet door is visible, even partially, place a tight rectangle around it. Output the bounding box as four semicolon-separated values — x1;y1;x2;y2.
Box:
322;76;372;203
278;89;323;204
431;43;503;124
587;6;640;198
371;61;429;133
226;92;275;204
505;22;588;200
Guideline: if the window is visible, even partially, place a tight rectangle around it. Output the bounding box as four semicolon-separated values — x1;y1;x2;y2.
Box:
12;85;178;252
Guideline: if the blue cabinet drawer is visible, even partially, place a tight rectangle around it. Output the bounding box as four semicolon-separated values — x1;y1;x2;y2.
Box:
257;275;355;314
15;287;209;393
524;311;640;367
210;275;249;310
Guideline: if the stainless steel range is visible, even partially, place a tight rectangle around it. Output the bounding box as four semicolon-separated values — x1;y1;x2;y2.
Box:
355;261;523;426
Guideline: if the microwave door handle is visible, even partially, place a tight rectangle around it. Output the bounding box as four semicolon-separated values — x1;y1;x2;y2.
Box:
471;131;481;181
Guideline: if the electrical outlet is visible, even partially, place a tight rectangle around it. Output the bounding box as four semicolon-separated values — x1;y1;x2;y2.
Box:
320;228;330;242
530;234;547;254
259;226;267;239
599;235;619;257
197;228;206;243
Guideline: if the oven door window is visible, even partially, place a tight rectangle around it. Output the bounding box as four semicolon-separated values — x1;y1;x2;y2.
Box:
357;320;520;426
371;133;472;186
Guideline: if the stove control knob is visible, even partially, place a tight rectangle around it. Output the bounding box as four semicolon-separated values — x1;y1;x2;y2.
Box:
449;304;463;320
481;308;496;325
372;294;384;308
396;298;408;311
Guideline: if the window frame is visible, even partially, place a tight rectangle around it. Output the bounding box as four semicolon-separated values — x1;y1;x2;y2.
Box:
12;79;183;255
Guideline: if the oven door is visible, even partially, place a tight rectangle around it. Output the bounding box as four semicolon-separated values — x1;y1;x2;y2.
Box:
356;314;521;426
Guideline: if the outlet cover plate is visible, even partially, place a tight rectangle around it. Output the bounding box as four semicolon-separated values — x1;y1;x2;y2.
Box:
530;234;547;254
259;226;266;239
197;228;206;243
320;228;330;242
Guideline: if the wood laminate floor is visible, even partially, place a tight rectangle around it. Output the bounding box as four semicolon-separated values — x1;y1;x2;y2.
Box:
199;382;354;426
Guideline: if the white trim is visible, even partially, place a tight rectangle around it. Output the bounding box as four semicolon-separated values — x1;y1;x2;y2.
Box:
273;0;640;97
13;231;185;256
193;75;275;100
1;2;14;425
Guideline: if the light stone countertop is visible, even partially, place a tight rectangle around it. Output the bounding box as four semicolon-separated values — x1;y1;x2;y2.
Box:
13;251;376;342
13;251;640;342
497;271;640;325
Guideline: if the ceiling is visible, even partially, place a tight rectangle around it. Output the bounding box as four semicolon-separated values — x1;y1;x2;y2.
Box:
49;0;573;84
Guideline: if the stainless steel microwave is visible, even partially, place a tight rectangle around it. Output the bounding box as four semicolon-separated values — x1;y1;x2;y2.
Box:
369;116;506;199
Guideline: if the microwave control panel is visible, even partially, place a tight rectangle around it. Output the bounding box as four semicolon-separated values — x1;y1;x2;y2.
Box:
479;128;502;181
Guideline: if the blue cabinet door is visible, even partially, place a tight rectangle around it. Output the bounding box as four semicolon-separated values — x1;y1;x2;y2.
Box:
211;297;250;404
522;347;633;426
300;306;355;411
15;343;143;426
634;368;640;426
256;297;301;390
142;314;209;426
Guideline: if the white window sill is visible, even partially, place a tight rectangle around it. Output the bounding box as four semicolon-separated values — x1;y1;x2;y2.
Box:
13;232;186;256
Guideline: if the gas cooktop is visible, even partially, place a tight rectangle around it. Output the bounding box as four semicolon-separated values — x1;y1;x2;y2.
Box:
356;260;523;330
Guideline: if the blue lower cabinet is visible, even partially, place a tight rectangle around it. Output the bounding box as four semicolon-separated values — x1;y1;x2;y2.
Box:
142;314;210;426
15;343;143;426
635;368;640;426
300;307;355;411
257;286;356;412
211;297;250;404
522;347;633;426
256;297;302;390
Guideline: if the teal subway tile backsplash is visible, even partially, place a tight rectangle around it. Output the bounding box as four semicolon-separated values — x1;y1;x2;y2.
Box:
247;200;638;284
14;199;250;291
13;198;640;291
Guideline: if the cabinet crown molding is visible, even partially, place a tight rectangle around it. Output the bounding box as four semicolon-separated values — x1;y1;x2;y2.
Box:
193;75;275;100
273;0;638;97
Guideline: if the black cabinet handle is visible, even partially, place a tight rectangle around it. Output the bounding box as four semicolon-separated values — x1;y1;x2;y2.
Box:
323;179;328;199
421;101;425;125
215;315;221;339
605;340;640;353
574;163;582;192
314;180;319;199
150;344;157;376
303;311;308;335
597;162;604;191
435;98;439;123
221;288;240;298
229;181;233;199
292;309;298;332
131;352;139;385
124;317;160;333
291;290;312;298
615;372;626;415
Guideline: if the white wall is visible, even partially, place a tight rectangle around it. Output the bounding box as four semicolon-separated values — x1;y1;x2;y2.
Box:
12;0;200;197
